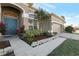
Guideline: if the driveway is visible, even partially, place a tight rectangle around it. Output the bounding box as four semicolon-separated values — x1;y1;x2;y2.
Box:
58;33;79;40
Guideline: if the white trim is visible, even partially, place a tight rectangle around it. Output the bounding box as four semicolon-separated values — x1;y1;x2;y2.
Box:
51;15;65;23
10;3;26;18
10;3;35;19
22;13;28;18
51;18;64;25
52;21;64;25
22;13;35;19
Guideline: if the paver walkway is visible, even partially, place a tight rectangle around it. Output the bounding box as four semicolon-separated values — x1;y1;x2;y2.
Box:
59;33;79;40
4;36;33;56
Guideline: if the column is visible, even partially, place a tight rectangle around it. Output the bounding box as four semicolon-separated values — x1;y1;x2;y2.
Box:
22;12;29;30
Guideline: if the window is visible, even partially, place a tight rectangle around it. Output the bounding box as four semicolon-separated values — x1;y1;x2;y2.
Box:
34;26;37;29
29;25;37;30
29;19;38;30
34;20;37;25
29;14;35;19
28;19;33;24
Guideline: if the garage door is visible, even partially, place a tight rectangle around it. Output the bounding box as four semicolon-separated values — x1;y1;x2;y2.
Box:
53;23;61;33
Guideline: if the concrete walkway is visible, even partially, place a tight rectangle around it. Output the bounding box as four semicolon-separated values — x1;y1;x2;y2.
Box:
4;36;33;56
59;33;79;40
27;37;66;56
4;35;66;56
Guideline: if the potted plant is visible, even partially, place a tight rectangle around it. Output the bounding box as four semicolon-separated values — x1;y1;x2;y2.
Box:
16;25;25;39
0;22;5;35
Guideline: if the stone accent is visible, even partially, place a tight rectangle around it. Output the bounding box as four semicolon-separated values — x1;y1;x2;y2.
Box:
0;47;13;56
31;37;54;47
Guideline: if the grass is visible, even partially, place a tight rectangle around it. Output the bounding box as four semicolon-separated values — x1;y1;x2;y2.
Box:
73;31;79;35
48;39;79;56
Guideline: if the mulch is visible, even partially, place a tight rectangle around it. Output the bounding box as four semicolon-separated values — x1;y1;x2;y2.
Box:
33;35;49;41
0;40;10;49
0;40;15;56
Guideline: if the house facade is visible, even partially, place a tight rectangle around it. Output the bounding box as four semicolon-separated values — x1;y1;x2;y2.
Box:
0;3;65;35
38;14;65;33
0;3;36;35
50;14;65;33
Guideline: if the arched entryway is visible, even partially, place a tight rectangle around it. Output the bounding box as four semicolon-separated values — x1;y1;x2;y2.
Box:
1;3;23;35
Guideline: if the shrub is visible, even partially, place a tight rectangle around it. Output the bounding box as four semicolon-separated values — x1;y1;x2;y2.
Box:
42;30;52;37
25;29;41;38
0;22;5;35
25;30;49;37
65;26;74;33
53;32;57;35
16;25;25;36
20;25;25;33
23;30;39;44
23;29;50;45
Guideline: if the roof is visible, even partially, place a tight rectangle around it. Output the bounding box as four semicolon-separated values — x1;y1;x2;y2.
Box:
49;13;66;23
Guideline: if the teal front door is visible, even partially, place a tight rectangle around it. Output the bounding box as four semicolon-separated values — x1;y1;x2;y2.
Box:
4;17;17;35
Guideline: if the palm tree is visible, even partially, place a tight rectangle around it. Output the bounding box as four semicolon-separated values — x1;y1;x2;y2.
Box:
35;8;51;20
34;8;51;31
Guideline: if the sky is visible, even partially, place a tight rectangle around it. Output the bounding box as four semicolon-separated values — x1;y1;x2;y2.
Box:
33;3;79;26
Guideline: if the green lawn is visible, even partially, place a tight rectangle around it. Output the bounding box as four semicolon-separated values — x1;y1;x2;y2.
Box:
48;39;79;56
73;32;79;35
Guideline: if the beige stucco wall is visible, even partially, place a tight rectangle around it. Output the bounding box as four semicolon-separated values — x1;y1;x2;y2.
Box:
22;17;29;30
51;15;64;25
14;3;35;13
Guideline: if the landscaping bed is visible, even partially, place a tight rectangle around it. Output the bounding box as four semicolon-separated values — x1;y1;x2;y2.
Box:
23;34;53;46
0;40;15;56
18;29;55;46
32;35;49;41
48;39;79;56
0;41;10;49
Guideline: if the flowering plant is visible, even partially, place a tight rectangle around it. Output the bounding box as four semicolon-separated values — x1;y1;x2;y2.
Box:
16;25;25;34
0;22;5;35
16;28;20;33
